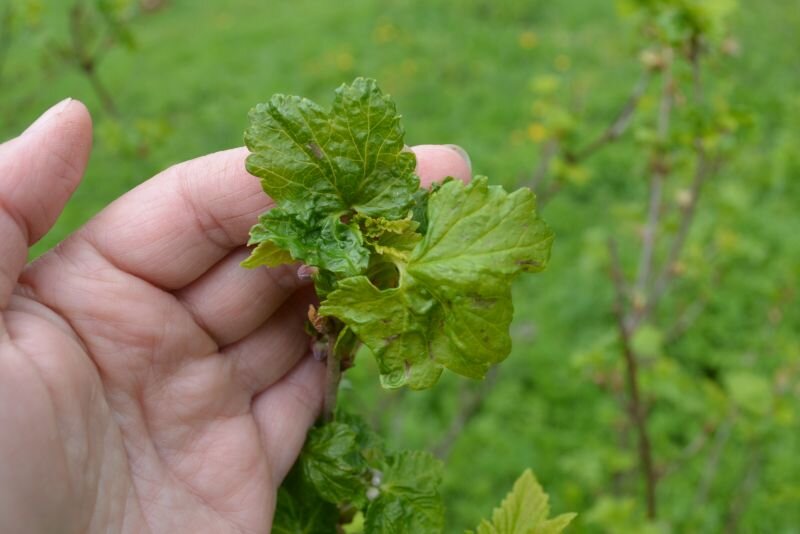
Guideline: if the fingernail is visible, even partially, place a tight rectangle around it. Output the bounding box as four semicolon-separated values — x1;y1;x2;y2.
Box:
445;144;471;173
311;340;327;361
25;98;73;135
297;264;318;281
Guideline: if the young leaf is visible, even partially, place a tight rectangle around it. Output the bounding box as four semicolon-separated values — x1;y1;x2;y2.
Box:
301;422;370;506
335;409;386;466
320;177;554;389
240;239;293;269
469;469;576;534
243;78;554;389
272;464;339;534
364;451;445;534
357;215;422;264
247;207;370;276
243;78;421;273
244;77;419;218
274;413;445;533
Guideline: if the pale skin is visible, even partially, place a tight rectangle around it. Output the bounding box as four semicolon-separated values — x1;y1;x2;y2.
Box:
0;99;471;533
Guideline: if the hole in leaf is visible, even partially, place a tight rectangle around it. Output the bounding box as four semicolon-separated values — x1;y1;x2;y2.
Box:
367;260;400;290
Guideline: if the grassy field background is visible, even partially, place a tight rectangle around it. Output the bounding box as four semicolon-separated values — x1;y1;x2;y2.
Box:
2;0;799;532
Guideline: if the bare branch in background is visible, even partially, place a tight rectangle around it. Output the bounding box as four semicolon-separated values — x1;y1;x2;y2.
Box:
530;69;652;203
68;3;120;117
540;39;724;523
647;44;720;315
536;180;563;209
530;139;559;191
649;151;720;311
608;239;658;519
664;297;708;344
634;63;673;301
572;71;653;162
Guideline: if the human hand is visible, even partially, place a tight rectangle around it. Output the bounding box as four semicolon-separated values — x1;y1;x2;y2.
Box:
0;100;471;533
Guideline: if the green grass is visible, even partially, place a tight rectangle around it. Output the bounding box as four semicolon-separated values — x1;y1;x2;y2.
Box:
2;0;799;531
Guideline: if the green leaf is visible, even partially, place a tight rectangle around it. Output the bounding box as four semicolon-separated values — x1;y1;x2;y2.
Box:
334;326;360;361
364;451;445;534
277;414;445;533
301;422;370;506
343;512;366;533
317;275;445;388
357;214;422;264
240;240;294;269
272;464;338;534
244;77;419;218
412;176;552;278
246;207;370;276
410;187;432;234
470;469;576;534
334;410;386;466
243;79;553;390
244;78;421;272
320;177;554;389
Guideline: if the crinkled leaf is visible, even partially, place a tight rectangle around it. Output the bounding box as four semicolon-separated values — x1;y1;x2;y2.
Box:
364;451;445;534
317;275;444;388
244;77;419;218
335;410;386;466
240;239;294;269
320;177;554;388
410;187;431;234
280;414;443;533
301;422;369;506
469;469;576;534
357;215;422;264
246;207;369;276
244;78;421;272
412;176;552;281
358;215;418;238
372;229;422;259
272;463;338;534
242;78;554;387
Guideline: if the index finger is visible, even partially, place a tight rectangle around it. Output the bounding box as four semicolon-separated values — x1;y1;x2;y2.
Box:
69;144;471;290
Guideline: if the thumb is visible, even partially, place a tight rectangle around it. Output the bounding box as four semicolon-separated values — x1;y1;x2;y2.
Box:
0;98;92;308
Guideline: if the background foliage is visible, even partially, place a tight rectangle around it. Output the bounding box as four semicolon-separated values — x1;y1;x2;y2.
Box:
1;0;799;532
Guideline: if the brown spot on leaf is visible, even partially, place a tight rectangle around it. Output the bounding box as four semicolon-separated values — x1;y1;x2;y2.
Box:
470;296;497;308
306;142;325;160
